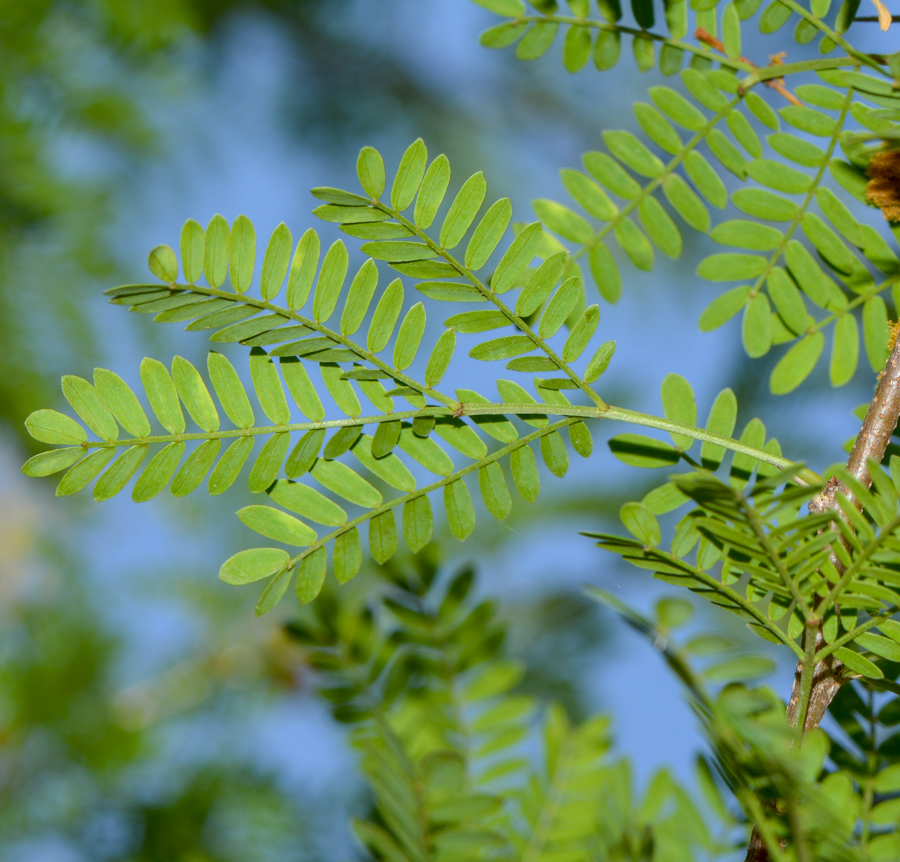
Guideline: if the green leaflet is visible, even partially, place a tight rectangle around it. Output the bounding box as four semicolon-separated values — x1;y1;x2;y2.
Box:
585;340;616;383
560;170;617;221
710;220;783;251
260;222;293;300
662;175;710;233
732;188;798;221
239;505;317;546
132;442;185;502
140;358;184;434
539;277;581;338
368;510;397;564
768;133;825;169
415;154;451;229
352;434;416;492
584;151;639;199
621;502;661;546
269;478;347;526
180;219;205;284
569;420;592;457
434;418;487;458
255;568;293;616
684;150;728;208
510;445;540;501
743;293;773;359
220;547;289;585
171;356;219;432
603;130;664;178
697;253;767;282
445;480;476;541
324;426;362;460
609;433;679;468
321;363;362;418
398;426;454;476
516;21;559;60
441;172;487;249
148;244;178;283
22;447;85;478
296;548;326;605
593;28;620;70
311;458;382;508
95;445;147;501
57;448;116;497
649;86;706;131
589;243;621;304
470;335;534;362
62;376;118;441
26;409;87;446
783;241;832;308
93;369;151;437
313;240;350;322
863;295;889;372
186;304;256;332
172;440;220;496
415;281;484;302
465;198;511;270
562;22;591;72
615;218;654;271
287;429;325;478
634;103;682;155
767;268;809;335
770;332;825;394
479;462;512;520
830;314;858;386
341;259;379;336
638;197;681;258
517;252;567;317
391;138;428;212
372;419;402;459
533;199;593;244
333;528;362;584
540;431;569;477
393;303;426;370
249;348;290;425
368;279;404;353
425;329;456;387
204;214;230;288
208;437;253;495
230;215;256;294
746;159;810;195
660;373;696;449
403;496;433;552
632;34;654;72
780;105;836;138
457;389;518;442
562;305;600;362
357;146;386;199
208;352;254;428
248;433;290;492
280;358;325;421
287;229;321;310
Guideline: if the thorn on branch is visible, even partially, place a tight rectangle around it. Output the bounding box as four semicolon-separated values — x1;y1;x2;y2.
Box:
694;27;803;106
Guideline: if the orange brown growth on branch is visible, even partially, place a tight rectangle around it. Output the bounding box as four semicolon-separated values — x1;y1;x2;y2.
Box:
694;28;802;106
866;149;900;221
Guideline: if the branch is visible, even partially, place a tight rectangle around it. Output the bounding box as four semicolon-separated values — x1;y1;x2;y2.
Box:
744;332;900;862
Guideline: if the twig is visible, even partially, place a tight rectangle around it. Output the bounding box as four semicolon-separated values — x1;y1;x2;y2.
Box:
744;332;900;861
694;27;803;106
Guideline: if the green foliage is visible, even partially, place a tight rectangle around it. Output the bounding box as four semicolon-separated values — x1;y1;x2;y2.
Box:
20;2;900;858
